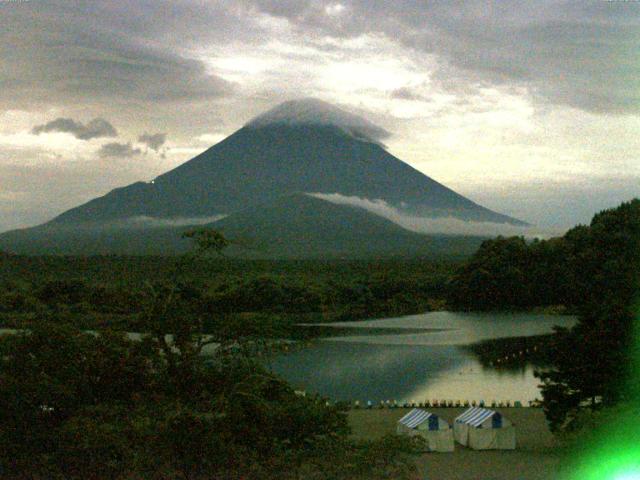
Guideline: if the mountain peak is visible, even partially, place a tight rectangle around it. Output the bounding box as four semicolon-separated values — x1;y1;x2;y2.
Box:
245;98;389;143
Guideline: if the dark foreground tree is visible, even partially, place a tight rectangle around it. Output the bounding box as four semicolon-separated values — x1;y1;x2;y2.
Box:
536;200;640;431
0;230;422;479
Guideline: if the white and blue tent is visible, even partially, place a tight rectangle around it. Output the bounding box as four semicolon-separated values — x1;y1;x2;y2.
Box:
396;409;454;452
454;407;515;450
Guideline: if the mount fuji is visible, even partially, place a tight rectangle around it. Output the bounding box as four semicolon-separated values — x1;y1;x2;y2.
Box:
0;99;526;257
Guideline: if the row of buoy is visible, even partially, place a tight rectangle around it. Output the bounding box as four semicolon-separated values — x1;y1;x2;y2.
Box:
490;345;540;366
357;399;527;409
307;396;540;409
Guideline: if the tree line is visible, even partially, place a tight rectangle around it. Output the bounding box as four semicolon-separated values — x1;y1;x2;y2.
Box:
447;234;587;311
0;258;453;332
449;199;640;432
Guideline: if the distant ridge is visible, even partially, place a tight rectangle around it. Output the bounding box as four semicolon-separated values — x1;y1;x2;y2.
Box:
0;194;485;258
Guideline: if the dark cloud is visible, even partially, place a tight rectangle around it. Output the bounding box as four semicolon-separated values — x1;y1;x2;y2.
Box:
1;40;232;109
32;117;117;140
0;1;235;111
98;142;142;158
3;1;637;115
249;0;640;114
138;132;167;151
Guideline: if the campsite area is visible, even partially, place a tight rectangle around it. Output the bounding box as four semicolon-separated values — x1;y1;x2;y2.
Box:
349;408;564;480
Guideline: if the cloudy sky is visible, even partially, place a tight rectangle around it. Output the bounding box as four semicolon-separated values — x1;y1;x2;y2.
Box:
1;0;638;233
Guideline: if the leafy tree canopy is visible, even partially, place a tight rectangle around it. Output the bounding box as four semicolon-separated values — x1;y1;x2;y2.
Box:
0;230;422;479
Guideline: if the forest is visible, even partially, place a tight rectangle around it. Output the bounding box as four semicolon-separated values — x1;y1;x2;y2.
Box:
0;256;454;334
0;233;587;335
446;200;639;314
447;234;584;311
453;200;640;434
0;199;638;478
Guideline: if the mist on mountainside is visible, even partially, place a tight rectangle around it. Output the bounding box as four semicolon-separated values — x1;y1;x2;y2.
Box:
308;193;557;238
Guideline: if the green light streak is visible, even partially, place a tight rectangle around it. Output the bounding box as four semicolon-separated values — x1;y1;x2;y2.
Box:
570;447;640;480
613;473;640;480
566;306;640;480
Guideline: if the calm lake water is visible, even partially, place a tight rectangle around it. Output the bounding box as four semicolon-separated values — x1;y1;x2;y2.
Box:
269;312;577;404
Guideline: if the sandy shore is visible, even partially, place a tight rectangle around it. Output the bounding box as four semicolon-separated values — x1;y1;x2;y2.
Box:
348;407;566;480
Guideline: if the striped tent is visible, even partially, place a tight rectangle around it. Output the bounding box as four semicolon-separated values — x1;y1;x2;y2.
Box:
396;409;454;452
454;407;516;450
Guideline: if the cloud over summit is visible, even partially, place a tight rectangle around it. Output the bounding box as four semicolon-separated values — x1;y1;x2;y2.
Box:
246;98;390;143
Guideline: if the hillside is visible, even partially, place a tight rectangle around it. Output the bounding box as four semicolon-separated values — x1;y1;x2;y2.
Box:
210;193;485;258
0;194;485;258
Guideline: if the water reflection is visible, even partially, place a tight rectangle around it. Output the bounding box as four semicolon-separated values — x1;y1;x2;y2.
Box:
303;311;575;346
270;342;538;403
271;312;576;403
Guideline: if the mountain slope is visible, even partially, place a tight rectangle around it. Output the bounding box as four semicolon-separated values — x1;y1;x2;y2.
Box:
0;99;527;256
50;100;525;226
209;193;485;258
0;194;485;258
0;223;193;256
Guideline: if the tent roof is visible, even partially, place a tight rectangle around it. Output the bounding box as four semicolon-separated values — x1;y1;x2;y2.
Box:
455;407;502;428
398;408;438;429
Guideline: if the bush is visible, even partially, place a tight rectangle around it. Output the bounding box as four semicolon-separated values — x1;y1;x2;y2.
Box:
0;321;420;479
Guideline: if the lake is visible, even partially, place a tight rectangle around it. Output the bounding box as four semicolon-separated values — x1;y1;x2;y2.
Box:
269;311;576;404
